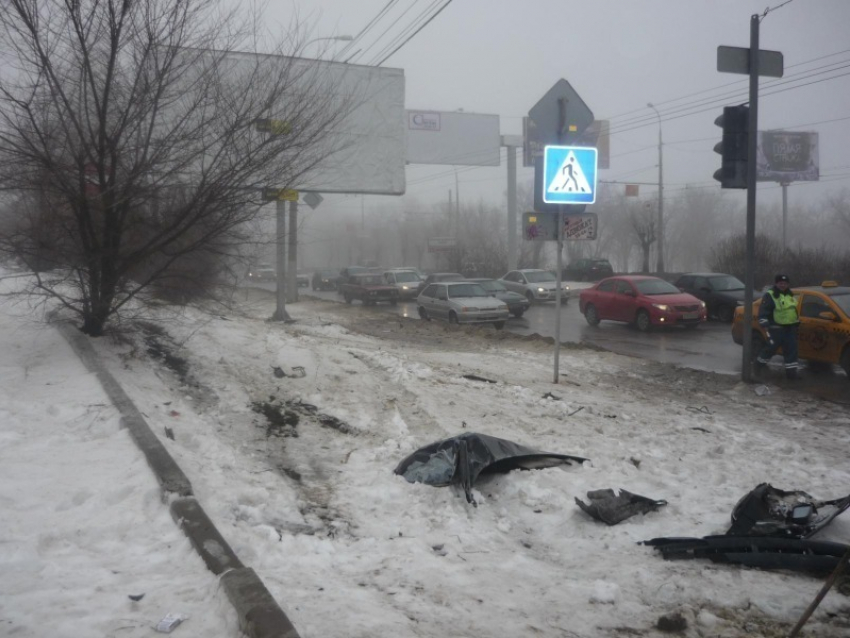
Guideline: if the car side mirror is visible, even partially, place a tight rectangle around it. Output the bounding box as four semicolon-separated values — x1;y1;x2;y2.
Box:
818;311;837;321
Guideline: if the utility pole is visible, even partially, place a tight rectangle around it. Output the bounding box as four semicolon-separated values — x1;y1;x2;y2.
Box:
286;199;298;303
647;103;664;273
270;199;292;322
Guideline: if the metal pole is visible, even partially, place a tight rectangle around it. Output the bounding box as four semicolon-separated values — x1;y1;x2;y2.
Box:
271;199;292;322
741;13;760;382
287;199;298;303
507;146;518;270
455;170;460;236
554;206;564;384
781;181;789;249
646;104;665;273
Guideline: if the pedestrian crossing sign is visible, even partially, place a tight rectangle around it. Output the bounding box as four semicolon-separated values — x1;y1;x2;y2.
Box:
542;145;598;204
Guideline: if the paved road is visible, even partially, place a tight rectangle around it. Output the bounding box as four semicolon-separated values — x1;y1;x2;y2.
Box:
259;284;849;403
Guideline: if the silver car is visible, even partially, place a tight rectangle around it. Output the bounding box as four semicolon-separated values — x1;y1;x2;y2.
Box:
499;269;570;303
383;269;423;300
417;282;509;329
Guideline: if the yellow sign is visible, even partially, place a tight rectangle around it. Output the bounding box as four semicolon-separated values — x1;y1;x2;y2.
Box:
254;118;291;135
262;188;298;202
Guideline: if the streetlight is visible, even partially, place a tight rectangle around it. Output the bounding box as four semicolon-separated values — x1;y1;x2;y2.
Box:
303;35;354;52
647;102;664;273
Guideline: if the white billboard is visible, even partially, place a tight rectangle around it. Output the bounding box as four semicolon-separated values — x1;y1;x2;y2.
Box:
756;130;819;183
207;51;406;195
406;110;500;166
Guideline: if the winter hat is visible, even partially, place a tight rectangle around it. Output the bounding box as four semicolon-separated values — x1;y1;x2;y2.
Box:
775;274;790;283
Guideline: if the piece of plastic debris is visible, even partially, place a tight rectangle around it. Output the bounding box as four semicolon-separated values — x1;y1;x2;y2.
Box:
576;488;667;525
154;613;187;633
754;385;771;396
128;593;145;601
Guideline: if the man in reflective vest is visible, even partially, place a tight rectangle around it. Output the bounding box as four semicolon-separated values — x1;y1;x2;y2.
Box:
755;274;800;379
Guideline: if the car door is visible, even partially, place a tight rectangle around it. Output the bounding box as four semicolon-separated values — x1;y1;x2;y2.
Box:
613;279;639;322
591;279;618;319
501;271;520;295
797;293;839;364
418;284;436;316
431;284;450;321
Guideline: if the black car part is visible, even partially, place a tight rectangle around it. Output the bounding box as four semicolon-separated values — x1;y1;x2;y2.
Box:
395;432;587;506
728;483;850;539
642;536;850;575
576;488;667;525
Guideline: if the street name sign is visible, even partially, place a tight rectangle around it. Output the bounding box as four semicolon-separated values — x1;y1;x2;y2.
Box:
542;146;598;205
523;212;597;241
717;45;783;77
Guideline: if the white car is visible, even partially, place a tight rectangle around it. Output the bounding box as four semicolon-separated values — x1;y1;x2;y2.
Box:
499;269;570;303
417;282;509;329
383;269;423;300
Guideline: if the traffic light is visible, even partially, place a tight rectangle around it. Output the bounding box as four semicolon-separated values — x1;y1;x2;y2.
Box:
713;105;749;189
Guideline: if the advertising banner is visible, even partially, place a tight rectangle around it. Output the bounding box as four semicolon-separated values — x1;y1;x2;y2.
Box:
756;130;819;182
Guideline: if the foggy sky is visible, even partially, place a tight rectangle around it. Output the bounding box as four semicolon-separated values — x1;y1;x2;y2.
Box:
263;0;850;220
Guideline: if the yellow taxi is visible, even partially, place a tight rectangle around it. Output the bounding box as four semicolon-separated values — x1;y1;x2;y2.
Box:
731;281;850;376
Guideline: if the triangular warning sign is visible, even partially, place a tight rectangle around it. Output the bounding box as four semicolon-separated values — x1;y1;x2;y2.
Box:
547;151;592;194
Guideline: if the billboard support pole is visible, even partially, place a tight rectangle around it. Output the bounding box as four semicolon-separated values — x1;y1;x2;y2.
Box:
270;199;292;322
507;146;518;271
781;181;789;250
287;199;298;303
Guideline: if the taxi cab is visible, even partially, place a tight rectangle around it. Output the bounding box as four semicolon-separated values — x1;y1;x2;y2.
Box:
731;281;850;376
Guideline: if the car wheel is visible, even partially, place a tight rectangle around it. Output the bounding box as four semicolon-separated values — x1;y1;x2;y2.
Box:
717;305;734;323
840;348;850;378
585;304;600;326
344;294;352;304
493;321;505;330
511;310;524;318
448;311;459;325
418;306;430;321
635;309;652;332
525;291;535;304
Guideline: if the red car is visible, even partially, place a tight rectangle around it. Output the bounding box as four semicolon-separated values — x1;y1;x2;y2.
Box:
579;275;707;331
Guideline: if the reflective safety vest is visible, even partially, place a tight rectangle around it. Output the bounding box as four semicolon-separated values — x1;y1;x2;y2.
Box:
768;290;798;325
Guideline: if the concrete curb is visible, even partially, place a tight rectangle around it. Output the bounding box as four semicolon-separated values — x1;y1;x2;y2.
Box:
56;321;301;638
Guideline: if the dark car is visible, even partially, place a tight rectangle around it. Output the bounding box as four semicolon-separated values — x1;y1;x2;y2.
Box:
563;258;614;282
311;269;339;291
674;272;751;323
579;275;707;331
335;266;378;294
467;278;531;318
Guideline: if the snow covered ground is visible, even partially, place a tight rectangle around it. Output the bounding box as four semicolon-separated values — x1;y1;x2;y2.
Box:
2;273;850;637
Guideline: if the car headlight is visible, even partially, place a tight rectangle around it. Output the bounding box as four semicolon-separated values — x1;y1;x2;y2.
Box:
652;303;669;311
537;287;545;292
699;301;707;308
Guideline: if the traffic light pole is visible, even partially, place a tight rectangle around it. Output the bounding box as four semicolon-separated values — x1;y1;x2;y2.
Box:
741;14;760;382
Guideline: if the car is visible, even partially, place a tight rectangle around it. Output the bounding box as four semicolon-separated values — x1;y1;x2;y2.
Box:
416;272;466;295
311;269;339;291
338;273;399;305
731;281;850;377
499;269;570;304
335;266;378;293
674;272;751;322
383;269;424;300
247;263;275;282
579;275;707;331
296;272;310;288
466;277;531;318
563;258;614;282
417;281;509;329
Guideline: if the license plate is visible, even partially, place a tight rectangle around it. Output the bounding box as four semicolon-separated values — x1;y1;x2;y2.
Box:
682;312;699;320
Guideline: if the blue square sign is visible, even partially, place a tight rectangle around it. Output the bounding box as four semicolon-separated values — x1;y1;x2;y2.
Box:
542;146;598;205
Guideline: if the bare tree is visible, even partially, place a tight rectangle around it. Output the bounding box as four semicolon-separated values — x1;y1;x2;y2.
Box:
630;209;656;273
0;0;357;335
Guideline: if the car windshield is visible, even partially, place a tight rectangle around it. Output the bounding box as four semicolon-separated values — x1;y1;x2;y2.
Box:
477;280;506;292
591;260;611;267
393;272;420;283
357;276;384;285
828;292;850;316
708;275;745;291
635;279;681;295
320;270;337;277
524;271;556;283
447;284;488;298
